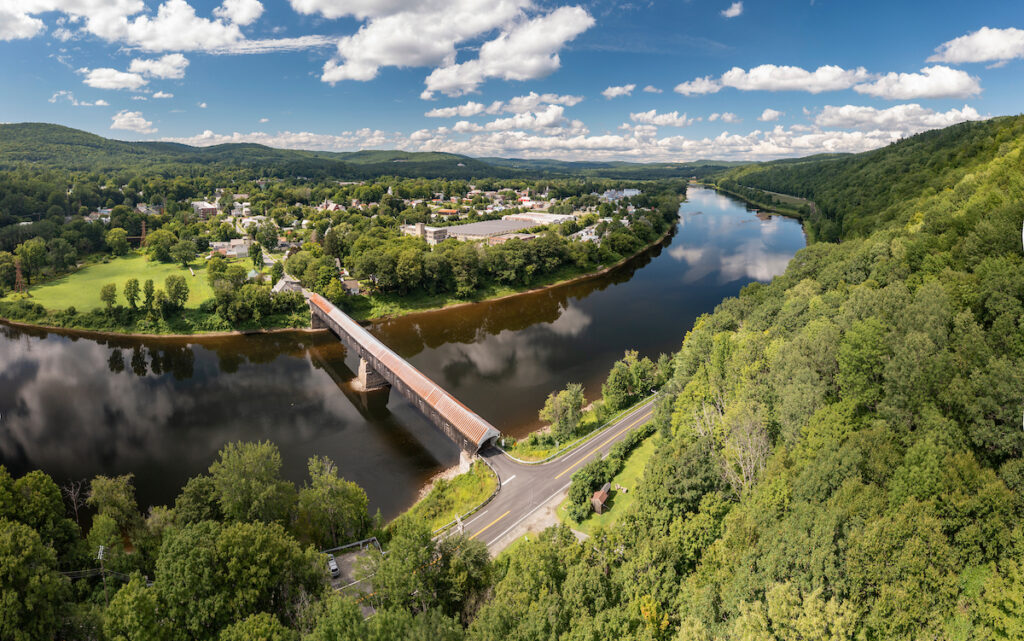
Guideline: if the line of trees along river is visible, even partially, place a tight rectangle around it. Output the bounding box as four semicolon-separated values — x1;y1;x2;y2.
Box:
0;187;805;517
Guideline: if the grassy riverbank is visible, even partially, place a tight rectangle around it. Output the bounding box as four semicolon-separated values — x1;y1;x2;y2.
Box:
390;461;497;533
0;297;309;335
1;225;675;336
705;182;812;219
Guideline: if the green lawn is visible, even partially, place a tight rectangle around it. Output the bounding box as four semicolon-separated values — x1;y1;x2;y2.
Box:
557;434;659;536
14;253;215;310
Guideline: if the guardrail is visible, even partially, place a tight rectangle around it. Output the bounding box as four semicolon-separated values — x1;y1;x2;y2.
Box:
323;536;382;555
431;454;502;538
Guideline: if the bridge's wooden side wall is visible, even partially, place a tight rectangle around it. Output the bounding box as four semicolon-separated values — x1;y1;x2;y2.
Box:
308;294;500;453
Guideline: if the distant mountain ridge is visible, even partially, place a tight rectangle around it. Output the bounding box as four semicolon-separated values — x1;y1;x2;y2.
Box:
0;122;741;179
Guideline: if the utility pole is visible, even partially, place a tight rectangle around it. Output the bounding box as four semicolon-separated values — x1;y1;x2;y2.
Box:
97;545;109;607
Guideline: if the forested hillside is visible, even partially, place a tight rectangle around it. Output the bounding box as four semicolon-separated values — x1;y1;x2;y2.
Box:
0;123;507;179
715;116;1024;241
470;116;1024;639
0;123;729;180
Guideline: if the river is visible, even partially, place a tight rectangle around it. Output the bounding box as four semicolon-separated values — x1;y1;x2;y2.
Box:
0;187;805;518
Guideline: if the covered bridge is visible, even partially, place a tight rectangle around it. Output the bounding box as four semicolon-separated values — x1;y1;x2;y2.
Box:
308;292;501;453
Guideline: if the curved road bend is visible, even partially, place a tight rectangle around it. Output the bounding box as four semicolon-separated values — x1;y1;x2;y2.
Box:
457;398;657;550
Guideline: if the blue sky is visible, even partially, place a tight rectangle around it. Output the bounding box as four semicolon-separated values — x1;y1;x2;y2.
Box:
0;0;1022;160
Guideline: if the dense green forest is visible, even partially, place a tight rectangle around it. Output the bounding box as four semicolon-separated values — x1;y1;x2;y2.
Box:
468;114;1023;640
1;116;1023;640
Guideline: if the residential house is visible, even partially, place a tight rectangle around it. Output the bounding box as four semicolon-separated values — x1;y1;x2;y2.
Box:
85;208;112;225
209;238;253;259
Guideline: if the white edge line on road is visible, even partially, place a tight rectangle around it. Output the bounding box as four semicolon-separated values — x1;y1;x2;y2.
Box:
501;475;517;486
531;401;655;468
486;481;571;547
461;504;496;530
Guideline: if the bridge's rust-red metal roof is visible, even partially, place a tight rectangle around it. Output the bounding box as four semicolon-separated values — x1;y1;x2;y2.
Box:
309;293;500;449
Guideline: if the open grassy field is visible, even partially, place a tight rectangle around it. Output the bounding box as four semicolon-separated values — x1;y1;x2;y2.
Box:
558;434;659;535
13;253;215;310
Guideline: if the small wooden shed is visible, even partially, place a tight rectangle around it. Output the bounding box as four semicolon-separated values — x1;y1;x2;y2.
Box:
592;482;612;514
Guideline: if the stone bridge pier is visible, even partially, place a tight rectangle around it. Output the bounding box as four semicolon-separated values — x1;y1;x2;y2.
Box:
354;359;390;393
312;310;391;393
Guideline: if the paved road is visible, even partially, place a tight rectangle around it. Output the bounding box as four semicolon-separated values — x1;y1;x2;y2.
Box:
456;398;657;549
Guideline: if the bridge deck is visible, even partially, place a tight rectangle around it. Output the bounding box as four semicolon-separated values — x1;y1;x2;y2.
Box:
308;293;500;452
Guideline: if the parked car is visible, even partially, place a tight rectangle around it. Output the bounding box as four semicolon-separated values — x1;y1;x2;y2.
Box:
326;553;340;578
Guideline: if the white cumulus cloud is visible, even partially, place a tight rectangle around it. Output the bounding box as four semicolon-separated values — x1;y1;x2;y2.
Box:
642;85;662;94
162;127;404;150
813;103;984;132
853;65;981;99
759;108;783;122
675;64;870;95
111;110;156;134
0;7;44;40
675;76;722;95
928;27;1024;65
630;109;694;127
721;1;742;18
79;67;148;90
502;92;583;113
709;112;740;123
128;53;190;79
311;0;592;98
420;6;594;97
723;64;870;93
602;83;636;99
426;101;487;118
152;91;173;98
213;0;264;26
0;0;325;53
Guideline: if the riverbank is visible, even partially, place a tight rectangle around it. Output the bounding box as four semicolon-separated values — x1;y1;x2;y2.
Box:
704;182;813;221
345;225;677;323
0;315;322;341
0;297;309;339
0;224;676;338
389;459;498;533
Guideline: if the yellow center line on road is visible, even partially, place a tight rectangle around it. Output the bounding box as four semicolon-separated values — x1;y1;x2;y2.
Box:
468;510;510;540
553;411;652;480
